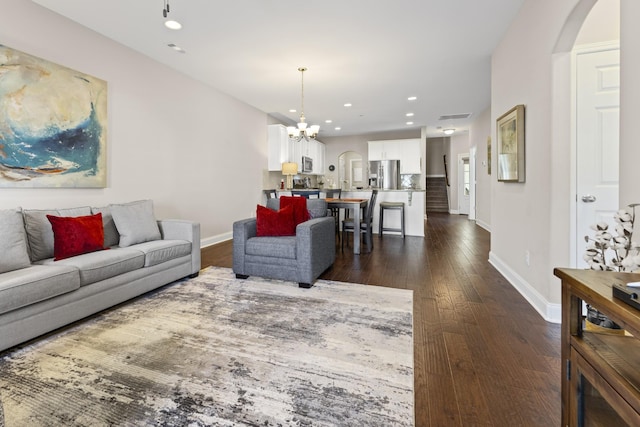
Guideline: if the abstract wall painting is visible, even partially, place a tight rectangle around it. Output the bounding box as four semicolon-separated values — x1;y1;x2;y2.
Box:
0;45;107;188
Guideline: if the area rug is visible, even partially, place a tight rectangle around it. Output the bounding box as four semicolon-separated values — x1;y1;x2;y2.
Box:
0;267;414;426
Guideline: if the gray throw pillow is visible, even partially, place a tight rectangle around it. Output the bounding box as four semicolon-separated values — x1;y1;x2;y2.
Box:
110;200;161;247
91;205;120;247
23;206;92;262
0;208;31;274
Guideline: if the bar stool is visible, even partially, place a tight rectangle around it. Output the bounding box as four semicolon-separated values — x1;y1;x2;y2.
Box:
379;202;405;238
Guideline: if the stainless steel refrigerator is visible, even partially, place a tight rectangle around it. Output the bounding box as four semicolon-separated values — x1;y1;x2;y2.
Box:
368;160;400;190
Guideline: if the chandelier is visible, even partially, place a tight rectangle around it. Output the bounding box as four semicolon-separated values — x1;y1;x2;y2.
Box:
287;67;320;141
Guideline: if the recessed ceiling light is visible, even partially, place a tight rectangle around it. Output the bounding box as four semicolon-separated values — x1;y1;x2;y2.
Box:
165;20;182;30
167;43;186;53
443;128;455;135
406;113;414;117
406;121;414;125
335;127;341;131
344;103;352;107
289;109;297;113
408;96;417;101
325;119;333;123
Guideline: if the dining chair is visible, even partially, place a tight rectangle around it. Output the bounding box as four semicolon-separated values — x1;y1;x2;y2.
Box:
291;190;320;199
324;189;342;241
263;189;278;199
341;189;378;252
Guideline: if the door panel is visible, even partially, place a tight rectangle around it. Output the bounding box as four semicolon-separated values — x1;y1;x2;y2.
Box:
576;47;620;268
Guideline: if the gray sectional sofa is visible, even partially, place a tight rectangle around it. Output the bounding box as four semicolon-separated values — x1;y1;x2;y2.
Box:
232;198;335;288
0;200;200;353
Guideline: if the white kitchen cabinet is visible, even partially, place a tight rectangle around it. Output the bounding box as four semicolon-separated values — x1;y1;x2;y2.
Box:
268;124;325;175
368;139;422;174
315;141;326;174
368;141;385;161
268;124;292;171
400;139;421;173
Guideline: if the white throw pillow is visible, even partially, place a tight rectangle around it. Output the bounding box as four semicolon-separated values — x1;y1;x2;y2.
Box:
110;200;161;247
0;208;32;273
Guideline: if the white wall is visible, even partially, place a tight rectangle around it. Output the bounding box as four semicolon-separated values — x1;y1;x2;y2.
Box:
490;0;637;323
426;137;447;176
470;107;492;231
0;0;268;246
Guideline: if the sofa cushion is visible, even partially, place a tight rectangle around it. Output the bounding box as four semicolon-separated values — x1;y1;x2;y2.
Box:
256;204;295;237
38;248;145;286
91;205;120;247
110;200;161;247
47;213;106;261
129;240;192;267
0;208;31;274
23;206;92;262
0;265;80;315
246;236;297;259
280;196;310;226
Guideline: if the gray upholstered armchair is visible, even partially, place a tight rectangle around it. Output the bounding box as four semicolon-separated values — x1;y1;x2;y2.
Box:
232;198;336;288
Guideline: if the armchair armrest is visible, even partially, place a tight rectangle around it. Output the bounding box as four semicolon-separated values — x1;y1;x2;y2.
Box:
295;217;336;284
233;218;257;275
157;219;201;275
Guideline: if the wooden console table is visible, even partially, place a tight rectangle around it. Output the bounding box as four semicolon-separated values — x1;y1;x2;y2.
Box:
555;268;640;426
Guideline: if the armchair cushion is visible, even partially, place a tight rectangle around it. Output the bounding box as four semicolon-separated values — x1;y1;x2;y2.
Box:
256;204;295;237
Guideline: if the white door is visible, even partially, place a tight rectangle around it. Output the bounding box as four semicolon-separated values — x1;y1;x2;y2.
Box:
458;154;470;215
575;46;620;268
469;147;476;221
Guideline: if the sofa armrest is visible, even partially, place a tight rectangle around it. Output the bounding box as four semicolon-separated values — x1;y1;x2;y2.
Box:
157;219;201;275
295;216;336;284
232;218;257;275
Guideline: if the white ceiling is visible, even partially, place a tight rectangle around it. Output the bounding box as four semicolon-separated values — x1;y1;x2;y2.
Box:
33;0;524;138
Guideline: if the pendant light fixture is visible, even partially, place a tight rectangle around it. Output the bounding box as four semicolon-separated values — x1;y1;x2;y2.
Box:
287;67;320;141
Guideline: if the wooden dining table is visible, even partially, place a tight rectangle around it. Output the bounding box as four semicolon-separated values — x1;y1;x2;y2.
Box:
326;198;368;254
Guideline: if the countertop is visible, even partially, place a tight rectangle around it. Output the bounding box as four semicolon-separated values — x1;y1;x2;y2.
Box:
275;188;424;192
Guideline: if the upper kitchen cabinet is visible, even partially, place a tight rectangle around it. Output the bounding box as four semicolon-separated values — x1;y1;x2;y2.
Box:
268;124;325;174
368;139;421;174
268;124;291;171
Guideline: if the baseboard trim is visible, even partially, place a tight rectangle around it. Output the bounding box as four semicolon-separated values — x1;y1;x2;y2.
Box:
475;219;491;232
489;251;561;324
201;232;232;248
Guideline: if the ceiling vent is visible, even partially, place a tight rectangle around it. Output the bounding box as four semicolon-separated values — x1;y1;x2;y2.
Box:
439;113;472;120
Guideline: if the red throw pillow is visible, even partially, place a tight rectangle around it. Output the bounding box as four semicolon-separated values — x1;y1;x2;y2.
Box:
46;213;106;261
256;204;296;236
279;196;310;226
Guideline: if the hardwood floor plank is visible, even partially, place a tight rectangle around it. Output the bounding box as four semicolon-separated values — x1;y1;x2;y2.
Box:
202;212;561;426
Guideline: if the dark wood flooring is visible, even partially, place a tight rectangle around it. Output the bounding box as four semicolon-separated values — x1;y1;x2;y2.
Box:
201;213;561;426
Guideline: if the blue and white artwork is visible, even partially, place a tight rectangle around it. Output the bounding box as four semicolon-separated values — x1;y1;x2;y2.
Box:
0;45;107;187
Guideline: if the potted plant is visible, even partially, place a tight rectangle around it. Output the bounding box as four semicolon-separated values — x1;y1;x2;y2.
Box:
583;203;640;332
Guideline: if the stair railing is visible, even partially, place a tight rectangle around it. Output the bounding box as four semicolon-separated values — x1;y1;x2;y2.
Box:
443;155;450;187
443;155;451;212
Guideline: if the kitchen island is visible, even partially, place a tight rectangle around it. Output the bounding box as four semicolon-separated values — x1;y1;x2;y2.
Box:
275;189;425;237
342;189;425;237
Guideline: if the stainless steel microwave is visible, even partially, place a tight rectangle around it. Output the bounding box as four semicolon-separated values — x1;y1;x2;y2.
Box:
302;156;313;173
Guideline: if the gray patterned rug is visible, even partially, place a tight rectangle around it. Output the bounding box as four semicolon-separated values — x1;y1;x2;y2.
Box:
0;267;414;426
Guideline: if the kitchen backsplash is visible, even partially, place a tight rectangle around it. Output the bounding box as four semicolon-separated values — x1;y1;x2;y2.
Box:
400;174;421;189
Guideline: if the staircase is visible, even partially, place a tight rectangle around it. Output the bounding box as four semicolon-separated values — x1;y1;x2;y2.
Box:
426;177;449;213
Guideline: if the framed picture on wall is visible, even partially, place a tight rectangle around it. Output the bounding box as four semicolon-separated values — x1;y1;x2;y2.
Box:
496;104;525;182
